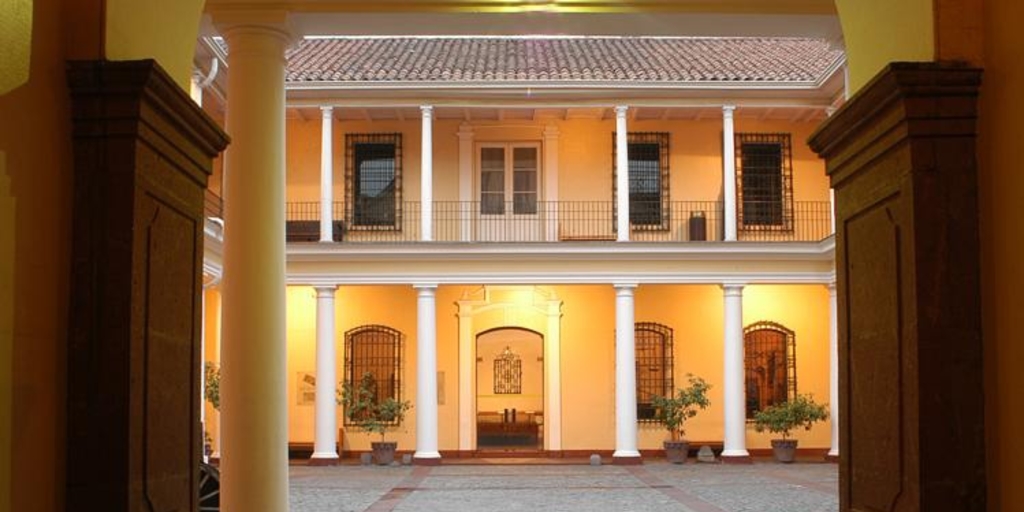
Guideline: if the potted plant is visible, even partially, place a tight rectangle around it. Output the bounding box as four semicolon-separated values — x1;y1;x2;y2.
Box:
752;393;829;463
203;362;221;458
651;373;712;464
340;372;412;465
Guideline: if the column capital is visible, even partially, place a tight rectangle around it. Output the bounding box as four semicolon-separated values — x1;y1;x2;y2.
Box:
826;281;837;294
614;105;629;118
210;8;295;45
320;105;334;117
613;282;638;294
457;122;474;139
421;105;434;117
722;104;736;117
413;283;439;292
721;282;745;295
313;285;338;298
543;124;561;138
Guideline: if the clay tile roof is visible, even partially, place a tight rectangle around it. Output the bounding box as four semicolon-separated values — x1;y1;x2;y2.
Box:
281;37;843;84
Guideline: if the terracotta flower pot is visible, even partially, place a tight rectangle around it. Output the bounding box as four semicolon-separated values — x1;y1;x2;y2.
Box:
663;440;690;464
371;441;398;465
771;439;798;463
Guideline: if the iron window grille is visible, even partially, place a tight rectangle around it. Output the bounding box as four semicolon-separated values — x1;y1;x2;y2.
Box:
735;133;794;231
345;133;403;230
493;346;523;394
635;322;674;422
612;132;671;231
343;324;404;426
743;321;797;418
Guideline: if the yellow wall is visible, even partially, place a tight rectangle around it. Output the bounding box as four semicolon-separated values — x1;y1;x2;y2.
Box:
834;0;935;92
104;0;207;89
1;1;76;508
978;0;1024;508
0;0;32;95
286;117;830;206
203;288;223;454
280;283;831;452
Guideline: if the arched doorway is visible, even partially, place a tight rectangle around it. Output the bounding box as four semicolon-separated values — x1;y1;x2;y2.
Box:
475;328;544;452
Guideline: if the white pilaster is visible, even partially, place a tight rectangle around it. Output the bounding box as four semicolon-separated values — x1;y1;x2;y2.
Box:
414;284;441;463
421;106;434;241
311;286;340;464
545;300;563;450
320;106;335;242
543;125;560;242
615;106;630;242
216;14;291;511
828;281;840;459
457;123;474;242
723;105;738;241
613;283;641;462
456;305;475;450
721;283;749;461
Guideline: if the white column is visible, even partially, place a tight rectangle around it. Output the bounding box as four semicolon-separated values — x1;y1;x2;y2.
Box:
414;284;441;464
829;189;837;235
311;286;340;464
543;125;560;242
614;106;630;242
613;283;640;462
457;123;474;242
721;283;749;461
828;281;840;459
421;106;434;241
723;105;738;241
216;15;291;511
320;106;335;242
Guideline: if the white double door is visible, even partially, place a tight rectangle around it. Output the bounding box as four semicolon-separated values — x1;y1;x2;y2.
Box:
477;142;541;242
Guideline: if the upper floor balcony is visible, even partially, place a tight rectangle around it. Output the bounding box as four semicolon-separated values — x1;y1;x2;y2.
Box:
283;199;832;244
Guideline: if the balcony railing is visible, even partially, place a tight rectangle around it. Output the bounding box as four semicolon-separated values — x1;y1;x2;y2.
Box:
285;200;832;244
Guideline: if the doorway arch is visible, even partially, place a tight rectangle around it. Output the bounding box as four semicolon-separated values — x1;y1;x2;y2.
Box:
475;327;545;451
456;286;563;453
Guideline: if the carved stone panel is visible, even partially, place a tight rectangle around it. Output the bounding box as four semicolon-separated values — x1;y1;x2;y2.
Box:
65;60;228;512
809;63;986;512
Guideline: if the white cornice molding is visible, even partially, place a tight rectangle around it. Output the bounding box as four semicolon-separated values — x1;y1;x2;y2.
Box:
286;270;836;287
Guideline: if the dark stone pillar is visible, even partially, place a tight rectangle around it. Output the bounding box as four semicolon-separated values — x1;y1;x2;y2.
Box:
65;60;228;511
809;63;986;512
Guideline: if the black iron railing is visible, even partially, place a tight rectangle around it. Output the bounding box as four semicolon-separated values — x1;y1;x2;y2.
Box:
282;200;832;243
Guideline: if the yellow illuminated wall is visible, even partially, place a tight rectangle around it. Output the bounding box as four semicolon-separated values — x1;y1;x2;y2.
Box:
104;0;206;89
0;0;32;95
834;0;935;92
280;284;831;452
286;117;830;210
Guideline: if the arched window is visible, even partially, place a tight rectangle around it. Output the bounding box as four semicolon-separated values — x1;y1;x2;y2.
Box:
344;324;403;426
635;322;674;421
744;321;796;417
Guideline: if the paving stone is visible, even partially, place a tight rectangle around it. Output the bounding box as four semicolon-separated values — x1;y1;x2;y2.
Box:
288;461;838;512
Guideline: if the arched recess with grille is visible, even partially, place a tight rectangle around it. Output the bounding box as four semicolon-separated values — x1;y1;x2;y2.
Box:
743;321;796;418
634;322;674;422
343;324;404;426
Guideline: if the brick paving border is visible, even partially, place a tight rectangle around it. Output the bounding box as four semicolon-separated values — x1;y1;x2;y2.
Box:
364;466;433;512
626;466;730;512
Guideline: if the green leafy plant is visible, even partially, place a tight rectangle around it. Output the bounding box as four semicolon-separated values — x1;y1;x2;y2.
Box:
339;372;412;442
204;362;221;411
752;394;829;440
651;373;712;441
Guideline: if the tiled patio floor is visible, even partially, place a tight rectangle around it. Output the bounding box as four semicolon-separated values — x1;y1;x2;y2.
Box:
289;461;838;512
